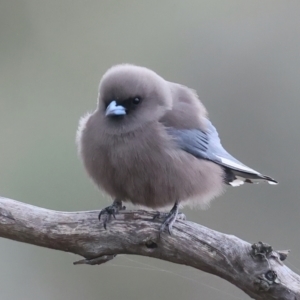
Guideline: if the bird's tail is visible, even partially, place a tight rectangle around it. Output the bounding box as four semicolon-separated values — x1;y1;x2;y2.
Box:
225;169;278;187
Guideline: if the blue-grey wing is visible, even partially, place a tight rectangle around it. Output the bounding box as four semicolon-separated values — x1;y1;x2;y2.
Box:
166;119;277;185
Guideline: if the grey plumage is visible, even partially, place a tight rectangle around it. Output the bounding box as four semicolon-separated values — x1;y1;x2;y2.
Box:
167;119;277;186
77;64;277;231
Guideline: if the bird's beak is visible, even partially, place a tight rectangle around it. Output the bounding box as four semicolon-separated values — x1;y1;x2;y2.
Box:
105;101;126;117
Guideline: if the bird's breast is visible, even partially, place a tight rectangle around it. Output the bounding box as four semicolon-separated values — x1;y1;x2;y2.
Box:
81;124;224;209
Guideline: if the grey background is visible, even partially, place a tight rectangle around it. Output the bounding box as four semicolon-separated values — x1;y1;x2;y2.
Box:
1;1;300;299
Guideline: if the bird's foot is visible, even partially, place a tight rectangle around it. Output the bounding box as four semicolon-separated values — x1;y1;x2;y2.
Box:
153;202;180;236
98;199;125;229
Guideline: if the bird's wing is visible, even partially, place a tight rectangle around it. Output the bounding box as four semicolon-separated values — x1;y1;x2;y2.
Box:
166;119;277;186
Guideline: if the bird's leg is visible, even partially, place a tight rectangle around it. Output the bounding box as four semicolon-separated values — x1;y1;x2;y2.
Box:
159;201;179;236
98;198;125;229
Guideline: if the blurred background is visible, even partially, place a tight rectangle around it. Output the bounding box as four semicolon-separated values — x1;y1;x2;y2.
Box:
1;1;300;299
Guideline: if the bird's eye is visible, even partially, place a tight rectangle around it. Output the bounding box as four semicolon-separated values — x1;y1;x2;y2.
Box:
132;97;141;105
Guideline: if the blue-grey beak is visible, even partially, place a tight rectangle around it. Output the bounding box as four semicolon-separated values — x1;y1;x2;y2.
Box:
105;100;126;117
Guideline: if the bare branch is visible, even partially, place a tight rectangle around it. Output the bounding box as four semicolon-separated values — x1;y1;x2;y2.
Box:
0;196;299;299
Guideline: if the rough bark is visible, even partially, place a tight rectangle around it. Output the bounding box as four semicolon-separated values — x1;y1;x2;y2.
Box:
0;196;299;299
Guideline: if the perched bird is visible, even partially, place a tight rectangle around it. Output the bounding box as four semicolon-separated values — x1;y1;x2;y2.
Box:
77;64;277;233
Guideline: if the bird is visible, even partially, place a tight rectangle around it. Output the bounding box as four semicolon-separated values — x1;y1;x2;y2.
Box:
76;64;277;234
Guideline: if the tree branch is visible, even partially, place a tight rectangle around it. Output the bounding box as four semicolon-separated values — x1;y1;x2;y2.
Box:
0;196;299;299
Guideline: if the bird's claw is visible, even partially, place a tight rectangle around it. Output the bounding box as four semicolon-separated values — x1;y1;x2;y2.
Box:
160;212;177;235
98;199;125;229
155;202;179;236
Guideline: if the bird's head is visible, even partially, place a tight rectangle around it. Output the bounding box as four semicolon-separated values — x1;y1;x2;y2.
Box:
96;64;172;132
